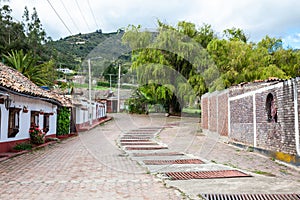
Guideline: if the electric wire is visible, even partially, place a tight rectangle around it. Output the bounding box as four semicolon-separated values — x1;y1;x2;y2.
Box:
46;0;73;35
87;0;99;29
75;0;91;31
59;0;80;33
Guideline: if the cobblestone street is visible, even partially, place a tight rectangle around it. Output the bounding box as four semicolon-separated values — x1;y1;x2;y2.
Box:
1;113;300;199
0;114;181;200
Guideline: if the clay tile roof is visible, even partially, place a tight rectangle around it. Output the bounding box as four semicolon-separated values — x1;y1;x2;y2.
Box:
0;63;72;107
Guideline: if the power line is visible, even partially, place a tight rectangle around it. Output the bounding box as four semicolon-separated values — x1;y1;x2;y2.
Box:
46;0;73;35
59;0;80;33
87;0;99;29
75;0;91;31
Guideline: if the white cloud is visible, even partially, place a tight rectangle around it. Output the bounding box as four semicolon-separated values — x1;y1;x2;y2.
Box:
3;0;300;48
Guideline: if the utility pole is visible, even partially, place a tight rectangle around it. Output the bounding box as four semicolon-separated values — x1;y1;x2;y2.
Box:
108;74;114;90
87;56;102;126
117;63;121;113
88;59;92;126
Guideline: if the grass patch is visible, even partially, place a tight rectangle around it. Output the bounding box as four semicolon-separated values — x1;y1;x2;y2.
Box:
247;146;254;152
13;142;33;151
279;169;291;175
182;108;201;114
252;170;276;177
224;162;238;169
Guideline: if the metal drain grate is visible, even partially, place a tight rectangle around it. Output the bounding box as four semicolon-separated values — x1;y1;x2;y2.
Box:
126;146;168;150
126;132;155;134
165;170;251;180
121;136;153;140
121;142;158;146
133;152;184;157
200;194;300;200
120;139;151;142
144;159;204;165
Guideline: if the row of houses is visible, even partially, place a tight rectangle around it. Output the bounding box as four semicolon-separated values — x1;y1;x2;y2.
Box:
0;63;108;153
201;77;300;166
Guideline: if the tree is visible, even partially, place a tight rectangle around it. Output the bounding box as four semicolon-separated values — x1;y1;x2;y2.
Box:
223;27;248;43
3;49;56;86
0;5;27;55
123;21;214;114
22;6;49;58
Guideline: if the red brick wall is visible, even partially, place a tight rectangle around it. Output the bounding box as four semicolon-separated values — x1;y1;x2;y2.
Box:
218;92;228;136
209;95;218;132
201;96;208;129
201;90;228;136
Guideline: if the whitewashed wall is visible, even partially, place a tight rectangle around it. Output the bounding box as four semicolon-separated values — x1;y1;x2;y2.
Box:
75;100;107;125
0;94;57;143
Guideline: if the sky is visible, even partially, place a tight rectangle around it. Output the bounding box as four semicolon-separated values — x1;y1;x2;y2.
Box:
3;0;300;49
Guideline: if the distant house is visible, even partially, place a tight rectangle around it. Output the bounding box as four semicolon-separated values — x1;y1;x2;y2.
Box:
0;63;71;153
72;88;108;131
56;68;74;74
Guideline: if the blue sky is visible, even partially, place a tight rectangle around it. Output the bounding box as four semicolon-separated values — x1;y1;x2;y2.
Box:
4;0;300;49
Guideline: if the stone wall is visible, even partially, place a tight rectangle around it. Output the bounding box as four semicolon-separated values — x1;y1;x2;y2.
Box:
201;78;300;159
201;90;228;136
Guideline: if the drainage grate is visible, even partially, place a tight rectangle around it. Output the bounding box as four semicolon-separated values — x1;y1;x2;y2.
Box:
121;136;153;140
126;146;168;150
132;152;184;157
200;194;300;200
126;132;155;135
144;159;204;165
121;142;158;146
165;170;251;180
120;139;151;143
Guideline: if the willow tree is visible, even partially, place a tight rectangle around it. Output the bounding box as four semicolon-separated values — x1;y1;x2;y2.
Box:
122;21;216;114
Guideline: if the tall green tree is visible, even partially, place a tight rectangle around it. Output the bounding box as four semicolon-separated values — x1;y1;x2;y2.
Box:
123;22;214;114
0;5;27;55
22;6;50;59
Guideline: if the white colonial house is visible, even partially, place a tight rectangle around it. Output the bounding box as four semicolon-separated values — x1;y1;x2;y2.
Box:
0;63;71;153
72;97;107;131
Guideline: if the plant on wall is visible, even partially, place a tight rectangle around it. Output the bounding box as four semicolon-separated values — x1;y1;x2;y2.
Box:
56;107;70;135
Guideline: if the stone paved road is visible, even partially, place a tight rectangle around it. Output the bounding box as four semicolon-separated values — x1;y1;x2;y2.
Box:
0;114;182;200
1;113;300;200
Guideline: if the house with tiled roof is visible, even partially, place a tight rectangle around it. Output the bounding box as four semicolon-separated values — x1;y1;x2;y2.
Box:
0;63;72;153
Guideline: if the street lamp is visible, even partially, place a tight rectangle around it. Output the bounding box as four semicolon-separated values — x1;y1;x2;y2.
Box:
87;57;102;126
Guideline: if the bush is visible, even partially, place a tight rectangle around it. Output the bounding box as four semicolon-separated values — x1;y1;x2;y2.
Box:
57;107;71;135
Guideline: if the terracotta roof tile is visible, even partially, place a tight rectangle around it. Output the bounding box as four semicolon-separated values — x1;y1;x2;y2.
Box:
0;63;72;107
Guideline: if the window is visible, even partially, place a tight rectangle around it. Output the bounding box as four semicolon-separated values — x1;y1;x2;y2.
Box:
43;114;50;133
8;108;21;138
31;111;39;127
266;93;277;123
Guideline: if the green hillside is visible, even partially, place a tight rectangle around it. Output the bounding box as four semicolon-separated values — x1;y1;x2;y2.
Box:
46;30;124;71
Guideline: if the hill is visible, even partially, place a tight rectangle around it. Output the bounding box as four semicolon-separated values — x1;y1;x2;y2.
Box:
46;29;125;70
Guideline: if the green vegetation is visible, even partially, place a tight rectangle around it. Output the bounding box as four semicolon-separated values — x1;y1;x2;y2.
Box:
56;107;71;136
13;142;33;151
252;170;276;177
122;21;300;115
2;4;300;117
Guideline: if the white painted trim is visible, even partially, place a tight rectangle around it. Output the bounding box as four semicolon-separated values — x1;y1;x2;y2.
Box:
293;79;300;156
253;94;257;147
208;96;210;130
229;82;285;102
216;94;219;133
228;92;231;137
